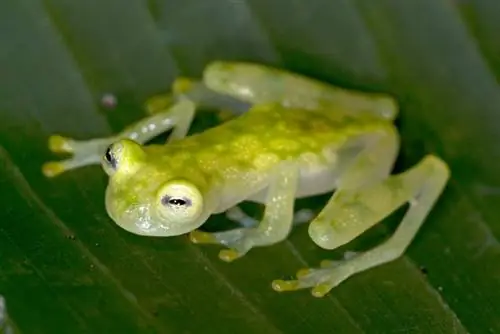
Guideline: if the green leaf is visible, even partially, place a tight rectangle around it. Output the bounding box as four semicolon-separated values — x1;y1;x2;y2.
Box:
1;0;499;332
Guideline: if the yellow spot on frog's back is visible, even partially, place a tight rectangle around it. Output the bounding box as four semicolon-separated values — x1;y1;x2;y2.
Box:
233;150;254;163
231;135;261;152
311;119;334;132
197;150;219;172
168;151;191;168
299;137;320;150
213;144;225;152
270;139;300;152
275;120;300;134
253;153;280;170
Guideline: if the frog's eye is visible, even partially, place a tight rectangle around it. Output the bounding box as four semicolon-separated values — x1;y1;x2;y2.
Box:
103;145;117;168
102;143;118;175
102;139;145;176
156;180;204;225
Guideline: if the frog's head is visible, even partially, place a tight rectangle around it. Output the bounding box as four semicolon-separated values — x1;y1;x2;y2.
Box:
101;139;216;237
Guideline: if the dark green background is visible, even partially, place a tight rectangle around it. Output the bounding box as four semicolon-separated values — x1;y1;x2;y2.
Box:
1;1;500;333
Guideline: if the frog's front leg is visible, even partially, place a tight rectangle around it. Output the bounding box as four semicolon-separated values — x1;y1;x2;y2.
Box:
189;162;300;262
42;72;251;178
42;98;195;177
272;153;449;297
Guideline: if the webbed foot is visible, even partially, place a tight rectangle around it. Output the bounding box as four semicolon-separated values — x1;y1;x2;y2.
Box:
42;135;113;177
189;228;255;262
272;252;359;297
189;205;315;262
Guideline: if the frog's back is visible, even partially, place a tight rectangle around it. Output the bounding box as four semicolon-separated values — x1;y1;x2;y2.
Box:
146;103;392;182
198;103;392;156
163;103;392;172
143;103;394;208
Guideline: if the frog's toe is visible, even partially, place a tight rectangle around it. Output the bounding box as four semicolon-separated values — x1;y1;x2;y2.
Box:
48;135;75;153
41;156;95;178
189;227;253;262
42;161;67;178
43;135;113;177
144;93;174;115
218;249;243;262
188;230;218;244
271;259;352;297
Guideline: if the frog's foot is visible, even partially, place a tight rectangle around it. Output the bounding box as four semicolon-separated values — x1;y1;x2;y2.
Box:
191;206;314;261
189;208;313;262
225;206;315;228
271;251;360;297
189;227;256;262
273;155;449;297
42;135;113;177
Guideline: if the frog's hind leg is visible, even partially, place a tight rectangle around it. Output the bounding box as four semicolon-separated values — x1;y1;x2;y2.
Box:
203;61;398;120
272;153;449;297
147;77;250;121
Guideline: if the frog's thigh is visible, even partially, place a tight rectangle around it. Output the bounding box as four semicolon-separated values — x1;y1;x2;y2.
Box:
293;130;399;249
189;161;300;262
203;61;397;120
273;155;449;297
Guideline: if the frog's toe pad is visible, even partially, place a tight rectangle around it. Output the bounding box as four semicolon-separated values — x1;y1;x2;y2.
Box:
218;249;242;262
48;135;74;153
145;94;174;115
188;230;217;244
271;262;350;297
189;228;252;262
43;135;114;178
41;161;66;178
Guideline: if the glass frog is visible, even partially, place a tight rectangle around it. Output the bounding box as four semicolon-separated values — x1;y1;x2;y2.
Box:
42;61;450;297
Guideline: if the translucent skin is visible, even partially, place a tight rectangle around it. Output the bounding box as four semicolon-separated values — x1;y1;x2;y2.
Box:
42;61;449;297
104;103;394;237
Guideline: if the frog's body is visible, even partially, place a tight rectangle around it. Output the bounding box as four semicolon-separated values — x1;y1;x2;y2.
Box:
132;104;394;210
42;61;449;297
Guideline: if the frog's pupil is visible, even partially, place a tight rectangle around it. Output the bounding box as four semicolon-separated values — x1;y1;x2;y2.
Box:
169;198;186;206
104;146;117;169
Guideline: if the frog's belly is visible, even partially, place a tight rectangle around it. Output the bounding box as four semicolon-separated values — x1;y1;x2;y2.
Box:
247;160;339;204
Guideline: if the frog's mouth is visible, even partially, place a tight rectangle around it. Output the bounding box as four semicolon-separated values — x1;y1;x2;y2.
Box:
108;204;206;237
105;186;219;237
